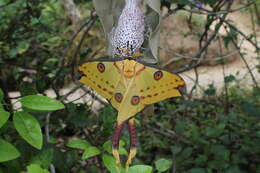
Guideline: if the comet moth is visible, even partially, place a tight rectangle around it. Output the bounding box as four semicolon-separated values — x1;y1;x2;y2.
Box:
78;55;186;170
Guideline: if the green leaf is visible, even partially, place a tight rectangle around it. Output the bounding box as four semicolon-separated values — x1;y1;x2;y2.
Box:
171;145;182;154
241;101;260;118
189;168;206;173
49;136;58;144
204;84;216;96
102;140;128;155
210;145;230;161
102;140;112;153
21;95;64;112
0;104;4;111
0;88;4;101
9;48;17;58
128;165;153;173
177;147;193;162
102;154;124;173
17;41;30;54
0;111;10;129
66;139;91;150
205;127;221;137
155;158;172;172
31;17;39;25
118;147;128;156
0;138;20;162
13;112;43;149
224;75;236;83
82;146;101;160
176;0;190;5
29;148;54;168
194;155;207;166
175;121;187;134
27;164;50;173
42;36;62;47
224;166;242;173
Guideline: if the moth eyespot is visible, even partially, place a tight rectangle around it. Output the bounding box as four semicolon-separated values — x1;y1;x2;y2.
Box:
154;71;163;80
131;96;140;105
97;63;105;73
114;93;123;103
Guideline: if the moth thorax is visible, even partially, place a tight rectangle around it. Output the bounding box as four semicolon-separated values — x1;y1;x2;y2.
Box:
122;60;137;78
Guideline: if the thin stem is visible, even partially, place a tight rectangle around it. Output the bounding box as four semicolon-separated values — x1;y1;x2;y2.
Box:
45;113;56;173
224;25;259;88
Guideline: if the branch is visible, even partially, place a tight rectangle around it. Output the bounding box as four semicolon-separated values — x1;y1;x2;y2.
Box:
161;47;239;67
165;0;255;17
187;0;255;15
74;82;108;106
45;113;56;173
182;0;260;51
0;0;15;9
173;0;234;73
60;85;82;102
144;123;190;144
188;67;199;99
224;21;260;51
228;33;259;88
70;14;98;79
61;0;82;25
52;13;98;85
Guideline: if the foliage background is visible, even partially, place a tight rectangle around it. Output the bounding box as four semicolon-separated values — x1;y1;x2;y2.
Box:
0;0;259;173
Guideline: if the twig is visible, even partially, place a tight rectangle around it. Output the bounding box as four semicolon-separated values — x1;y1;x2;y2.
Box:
60;85;82;101
188;67;199;99
49;165;56;173
75;82;108;106
52;13;98;86
163;5;185;19
234;42;259;88
188;0;255;15
174;0;234;73
45;112;56;173
224;21;260;51
247;0;260;70
83;127;105;172
181;73;205;92
145;123;190;144
60;12;98;68
45;113;51;143
51;83;61;100
223;25;259;88
218;35;229;114
172;153;177;173
253;1;260;23
161;47;239;68
70;14;98;79
67;92;88;104
165;0;255;18
196;0;232;59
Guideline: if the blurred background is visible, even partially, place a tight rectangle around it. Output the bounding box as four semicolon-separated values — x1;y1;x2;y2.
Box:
0;0;259;172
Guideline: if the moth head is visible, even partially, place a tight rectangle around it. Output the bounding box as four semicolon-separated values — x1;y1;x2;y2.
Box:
77;65;87;80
